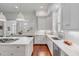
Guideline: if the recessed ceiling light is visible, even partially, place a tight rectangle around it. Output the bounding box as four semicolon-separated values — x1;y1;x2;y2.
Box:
15;6;18;8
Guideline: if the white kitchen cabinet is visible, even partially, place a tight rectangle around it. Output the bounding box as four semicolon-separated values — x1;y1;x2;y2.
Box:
53;43;61;56
46;36;53;55
0;41;33;56
34;35;47;44
53;43;68;56
0;37;33;56
61;3;79;30
70;4;79;30
25;40;33;56
0;45;25;56
61;3;71;30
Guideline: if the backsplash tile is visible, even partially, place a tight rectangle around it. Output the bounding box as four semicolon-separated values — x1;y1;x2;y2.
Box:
64;31;79;44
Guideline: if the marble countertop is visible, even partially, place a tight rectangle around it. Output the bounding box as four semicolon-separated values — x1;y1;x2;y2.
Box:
35;30;52;36
5;30;52;36
0;37;33;45
46;34;79;56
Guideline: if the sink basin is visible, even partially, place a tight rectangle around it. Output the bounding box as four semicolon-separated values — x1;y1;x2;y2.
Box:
26;36;33;37
0;38;18;43
51;37;60;40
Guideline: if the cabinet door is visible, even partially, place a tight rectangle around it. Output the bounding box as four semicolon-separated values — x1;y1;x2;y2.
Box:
0;45;25;56
61;4;71;30
46;37;53;55
70;4;79;30
34;36;46;44
62;3;79;30
9;45;25;56
53;43;61;56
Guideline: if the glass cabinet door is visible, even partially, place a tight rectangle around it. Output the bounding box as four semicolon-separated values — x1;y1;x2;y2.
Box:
0;21;4;37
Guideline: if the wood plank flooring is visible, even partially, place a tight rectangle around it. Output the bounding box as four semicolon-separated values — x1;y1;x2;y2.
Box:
32;44;52;56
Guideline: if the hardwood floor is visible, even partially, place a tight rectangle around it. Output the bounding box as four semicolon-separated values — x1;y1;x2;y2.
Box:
32;44;52;56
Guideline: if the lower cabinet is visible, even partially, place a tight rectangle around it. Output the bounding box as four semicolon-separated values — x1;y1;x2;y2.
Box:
0;40;33;56
53;43;68;56
53;43;61;56
0;45;25;56
34;35;47;44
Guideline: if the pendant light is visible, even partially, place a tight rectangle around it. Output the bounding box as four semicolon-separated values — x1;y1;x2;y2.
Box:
0;12;6;21
16;12;25;21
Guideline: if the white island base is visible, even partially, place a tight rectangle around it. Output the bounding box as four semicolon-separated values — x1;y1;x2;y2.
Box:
0;37;33;56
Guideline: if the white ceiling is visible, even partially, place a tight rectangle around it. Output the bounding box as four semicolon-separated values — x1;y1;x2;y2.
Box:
0;3;51;13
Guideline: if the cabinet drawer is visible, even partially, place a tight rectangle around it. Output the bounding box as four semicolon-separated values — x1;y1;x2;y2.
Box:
0;45;25;56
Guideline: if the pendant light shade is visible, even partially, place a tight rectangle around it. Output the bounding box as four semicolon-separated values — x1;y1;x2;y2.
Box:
0;12;6;21
16;12;25;21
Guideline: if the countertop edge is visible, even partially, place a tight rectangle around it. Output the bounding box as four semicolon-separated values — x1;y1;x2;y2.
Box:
46;34;79;56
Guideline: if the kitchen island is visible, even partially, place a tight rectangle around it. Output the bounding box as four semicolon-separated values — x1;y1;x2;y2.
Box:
0;37;33;56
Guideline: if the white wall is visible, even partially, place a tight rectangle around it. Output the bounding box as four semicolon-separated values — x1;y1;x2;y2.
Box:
64;31;79;45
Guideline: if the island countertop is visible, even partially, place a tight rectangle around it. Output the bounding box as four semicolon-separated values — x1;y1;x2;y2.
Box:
46;34;79;56
0;37;33;45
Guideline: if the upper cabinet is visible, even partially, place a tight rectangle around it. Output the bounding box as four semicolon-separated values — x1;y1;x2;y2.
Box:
61;4;71;30
61;3;79;31
70;4;79;30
